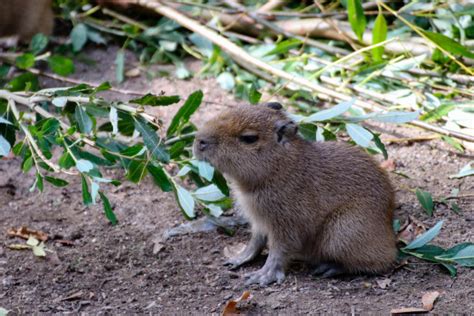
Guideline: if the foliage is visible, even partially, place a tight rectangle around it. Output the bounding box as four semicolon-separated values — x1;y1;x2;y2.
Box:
399;221;474;277
0;86;229;223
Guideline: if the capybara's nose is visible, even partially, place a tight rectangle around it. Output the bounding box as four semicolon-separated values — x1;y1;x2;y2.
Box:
198;138;209;151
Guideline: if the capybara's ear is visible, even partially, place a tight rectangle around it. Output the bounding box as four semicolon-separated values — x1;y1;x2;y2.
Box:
264;102;283;111
275;120;298;144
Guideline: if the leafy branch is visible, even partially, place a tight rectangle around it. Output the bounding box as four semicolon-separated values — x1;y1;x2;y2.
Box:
0;86;229;224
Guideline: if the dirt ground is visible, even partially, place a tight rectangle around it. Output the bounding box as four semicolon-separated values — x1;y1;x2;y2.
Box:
1;46;473;314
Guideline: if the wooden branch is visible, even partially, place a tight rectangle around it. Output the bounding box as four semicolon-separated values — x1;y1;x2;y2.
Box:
223;0;350;56
256;0;288;13
135;1;474;143
275;18;432;56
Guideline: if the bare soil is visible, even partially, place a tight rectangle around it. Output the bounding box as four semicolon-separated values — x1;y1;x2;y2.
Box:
1;47;473;314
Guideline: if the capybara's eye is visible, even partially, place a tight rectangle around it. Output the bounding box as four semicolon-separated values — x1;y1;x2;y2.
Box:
239;134;259;144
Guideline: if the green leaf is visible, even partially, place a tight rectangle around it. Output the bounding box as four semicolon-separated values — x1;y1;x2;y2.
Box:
130;94;180;106
36;172;43;192
30;33;49;55
81;175;92;205
437;243;474;267
205;203;223;217
147;164;172;192
420;104;455;122
48;55;75;76
248;84;262;104
58;151;75;169
39;118;60;135
0;116;12;125
449;161;474;179
7;72;39;91
372;12;387;62
415;188;434;216
119;144;145;157
71;23;88;52
371;111;420;124
217;72;235;91
74;105;93;134
94;82;112;93
76;159;93;173
0;135;11;156
44;176;69;187
372;133;388;159
265;39;302;56
15;53;35;69
346;123;373;147
196;160;214;181
167;90;203;137
126;160;147;183
212;170;230;196
21;155;33;173
109;107;118;134
133;118;170;163
90;182;99;204
175;185;195;218
193;184;225;202
99;191;118;225
404;221;444;250
423;31;474;59
347;0;366;42
441;136;464;153
52;97;68;108
303;99;354;122
440;263;457;277
115;50;125;83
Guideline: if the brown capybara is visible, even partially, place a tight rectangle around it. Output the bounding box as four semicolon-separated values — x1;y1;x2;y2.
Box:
194;102;397;286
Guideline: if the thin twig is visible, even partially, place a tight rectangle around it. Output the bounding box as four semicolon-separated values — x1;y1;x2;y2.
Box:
7;98;75;174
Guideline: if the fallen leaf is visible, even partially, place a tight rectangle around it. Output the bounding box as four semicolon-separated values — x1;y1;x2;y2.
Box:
55;239;75;247
125;67;141;77
376;278;391;289
7;244;31;250
152;236;165;255
422;291;440;311
59;290;84;302
223;243;246;259
390;307;428;314
397;217;426;244
381;159;396;171
7;226;48;241
222;291;252;316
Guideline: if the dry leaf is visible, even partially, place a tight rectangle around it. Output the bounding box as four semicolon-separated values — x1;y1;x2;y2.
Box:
390;307;428;314
422;291;440;311
55;239;75;247
397;217;426;244
222;291;252;316
152;236;165;255
223;243;246;259
7;226;48;241
125;68;141;77
376;278;391;289
381;159;396;171
7;244;30;250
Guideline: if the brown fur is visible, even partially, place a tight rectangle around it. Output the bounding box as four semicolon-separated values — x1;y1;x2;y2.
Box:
0;0;54;42
194;103;397;285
